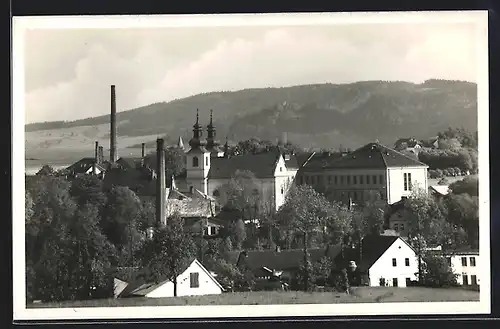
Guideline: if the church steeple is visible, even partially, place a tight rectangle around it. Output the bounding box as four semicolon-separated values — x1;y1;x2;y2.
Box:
189;109;205;149
206;109;219;151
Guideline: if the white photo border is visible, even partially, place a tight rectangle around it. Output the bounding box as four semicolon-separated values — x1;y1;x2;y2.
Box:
12;11;491;321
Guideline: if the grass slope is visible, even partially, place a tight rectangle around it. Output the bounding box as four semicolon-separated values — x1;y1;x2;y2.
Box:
28;287;479;308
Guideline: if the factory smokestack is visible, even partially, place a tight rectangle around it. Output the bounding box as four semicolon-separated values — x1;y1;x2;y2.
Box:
110;85;117;162
98;146;104;165
94;141;99;163
141;142;146;158
156;138;166;226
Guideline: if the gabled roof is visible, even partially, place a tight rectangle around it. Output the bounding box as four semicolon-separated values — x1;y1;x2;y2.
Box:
208;151;281;179
116;157;143;170
66;157;100;174
226;244;343;272
322;142;427;169
300;152;345;171
118;259;223;297
429;185;450;196
357;235;413;271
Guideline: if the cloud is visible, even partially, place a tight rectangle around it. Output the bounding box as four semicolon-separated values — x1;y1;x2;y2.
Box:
24;24;477;124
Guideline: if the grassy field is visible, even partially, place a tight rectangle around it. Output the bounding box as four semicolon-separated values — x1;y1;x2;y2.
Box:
28;287;479;308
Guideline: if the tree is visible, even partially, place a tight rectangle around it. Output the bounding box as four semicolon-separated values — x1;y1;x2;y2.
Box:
311;256;334;286
403;188;446;282
420;253;458;287
69;174;107;208
101;186;143;266
361;194;386;235
449;176;478;197
36;164;56;176
444;193;479;249
144;146;186;177
26;176;114;302
138;213;197;297
277;185;340;291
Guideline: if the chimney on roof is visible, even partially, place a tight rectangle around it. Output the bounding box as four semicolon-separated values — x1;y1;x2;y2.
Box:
156;138;166;226
110;85;118;163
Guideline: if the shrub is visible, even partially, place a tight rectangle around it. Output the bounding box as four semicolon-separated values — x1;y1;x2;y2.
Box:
420;254;458;288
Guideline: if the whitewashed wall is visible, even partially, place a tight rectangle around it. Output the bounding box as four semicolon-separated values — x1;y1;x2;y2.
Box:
449;253;480;285
386;166;428;204
146;260;223;298
368;239;419;287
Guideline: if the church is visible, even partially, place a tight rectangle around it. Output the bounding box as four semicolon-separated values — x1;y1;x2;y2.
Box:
175;109;304;212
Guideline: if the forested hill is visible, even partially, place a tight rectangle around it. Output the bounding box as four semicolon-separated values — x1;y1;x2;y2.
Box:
25;79;477;150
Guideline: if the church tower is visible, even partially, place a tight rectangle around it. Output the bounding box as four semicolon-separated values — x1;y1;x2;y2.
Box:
185;109;211;195
205;109;224;157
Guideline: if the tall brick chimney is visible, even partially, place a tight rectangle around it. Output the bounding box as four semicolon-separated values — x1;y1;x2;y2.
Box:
141;142;146;158
110;85;117;162
94;141;99;163
156;138;166;226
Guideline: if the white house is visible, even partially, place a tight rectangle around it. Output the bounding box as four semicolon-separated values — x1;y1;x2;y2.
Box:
359;235;419;288
115;259;224;298
442;249;480;286
297;142;429;205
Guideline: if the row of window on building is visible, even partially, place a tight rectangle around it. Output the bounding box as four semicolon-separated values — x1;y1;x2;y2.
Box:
455;256;477;267
299;174;386;186
329;189;385;202
392;257;411;267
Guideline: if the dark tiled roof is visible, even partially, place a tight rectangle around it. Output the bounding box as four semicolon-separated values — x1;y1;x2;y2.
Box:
226;244;343;272
428;248;479;256
300;152;344;171
66;157;96;174
208;152;281;179
322;142;427;169
186;146;209;154
294;152;315;169
102;167;155;194
116;157;143;169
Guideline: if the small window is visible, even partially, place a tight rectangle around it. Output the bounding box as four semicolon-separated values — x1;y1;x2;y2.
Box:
328;175;332;184
406;278;411;286
192;156;199;167
280;167;283;172
347;176;351;185
408;173;412;190
405;258;410;266
334;176;338;184
461;257;467;266
379;278;386;286
462;274;469;286
403;173;408;191
305;176;309;184
447;257;452;266
205;156;209;166
379;175;384;184
471;275;477;286
340;176;344;185
392;278;398;287
400;223;405;231
392;258;397;267
190;272;199;288
360;175;364;184
353;176;357;184
394;224;399;232
469;257;476;267
366;175;370;184
281;187;284;195
353;191;358;201
372;175;377;185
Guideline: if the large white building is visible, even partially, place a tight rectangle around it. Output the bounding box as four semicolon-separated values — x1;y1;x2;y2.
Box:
297;142;429;205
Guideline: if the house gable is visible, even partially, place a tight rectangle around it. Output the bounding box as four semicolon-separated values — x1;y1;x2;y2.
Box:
368;237;418;287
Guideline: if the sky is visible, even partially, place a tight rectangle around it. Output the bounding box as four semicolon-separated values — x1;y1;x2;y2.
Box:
22;21;478;124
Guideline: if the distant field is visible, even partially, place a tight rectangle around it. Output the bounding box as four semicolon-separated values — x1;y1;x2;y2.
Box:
28;287;479;308
24;123;158;166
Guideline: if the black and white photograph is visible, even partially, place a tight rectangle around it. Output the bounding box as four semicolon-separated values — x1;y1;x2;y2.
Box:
12;11;490;320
